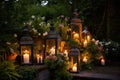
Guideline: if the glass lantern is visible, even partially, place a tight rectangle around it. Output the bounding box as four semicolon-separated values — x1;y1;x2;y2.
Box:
82;27;91;47
20;26;34;65
68;48;80;73
70;9;82;43
44;23;61;57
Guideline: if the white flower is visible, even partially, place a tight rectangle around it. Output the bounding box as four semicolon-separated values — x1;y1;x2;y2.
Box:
14;33;17;38
92;38;95;42
6;42;11;45
38;33;41;36
95;40;99;45
43;32;48;36
41;16;45;20
31;15;35;19
10;48;14;53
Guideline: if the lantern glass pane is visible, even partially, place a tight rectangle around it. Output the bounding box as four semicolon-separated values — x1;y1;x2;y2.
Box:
21;46;32;64
69;56;78;72
46;39;55;53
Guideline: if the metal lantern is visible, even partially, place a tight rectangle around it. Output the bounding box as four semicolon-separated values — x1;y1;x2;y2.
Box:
20;26;34;65
44;23;61;57
68;48;80;73
82;27;91;47
70;9;82;43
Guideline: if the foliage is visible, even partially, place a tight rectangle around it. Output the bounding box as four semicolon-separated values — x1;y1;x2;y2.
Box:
44;53;72;80
102;40;120;61
16;66;45;80
0;61;20;80
80;61;94;71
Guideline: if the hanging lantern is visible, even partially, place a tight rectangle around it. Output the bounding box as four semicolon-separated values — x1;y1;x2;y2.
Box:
70;9;82;43
20;26;34;65
68;48;80;73
44;23;61;57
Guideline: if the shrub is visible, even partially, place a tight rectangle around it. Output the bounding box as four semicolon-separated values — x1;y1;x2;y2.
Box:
0;61;20;80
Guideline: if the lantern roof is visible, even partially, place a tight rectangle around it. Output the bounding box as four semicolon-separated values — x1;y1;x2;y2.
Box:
45;23;61;39
69;48;80;56
70;9;81;26
20;26;33;45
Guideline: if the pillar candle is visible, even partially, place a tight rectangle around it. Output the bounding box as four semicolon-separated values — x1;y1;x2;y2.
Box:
23;53;30;64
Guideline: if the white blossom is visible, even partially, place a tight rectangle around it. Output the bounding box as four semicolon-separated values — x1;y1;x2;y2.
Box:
31;15;35;19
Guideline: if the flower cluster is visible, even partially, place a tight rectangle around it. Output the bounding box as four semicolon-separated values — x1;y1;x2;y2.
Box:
44;53;72;80
44;53;68;70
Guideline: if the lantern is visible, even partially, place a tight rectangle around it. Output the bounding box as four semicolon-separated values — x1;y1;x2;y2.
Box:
82;27;91;42
68;48;80;73
70;9;82;43
44;23;61;57
20;26;34;65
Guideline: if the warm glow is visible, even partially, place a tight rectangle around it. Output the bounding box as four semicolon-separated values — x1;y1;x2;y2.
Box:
64;50;68;57
101;58;105;66
72;63;77;72
83;56;87;63
49;47;55;54
74;33;79;39
37;54;43;63
83;40;87;47
87;35;90;42
23;50;30;64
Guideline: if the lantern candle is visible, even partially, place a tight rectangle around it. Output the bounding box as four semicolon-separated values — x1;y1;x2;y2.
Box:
36;54;40;63
83;57;87;63
64;50;68;57
101;58;105;66
87;35;90;42
50;47;55;54
83;40;87;47
23;50;30;64
74;33;79;39
72;63;77;72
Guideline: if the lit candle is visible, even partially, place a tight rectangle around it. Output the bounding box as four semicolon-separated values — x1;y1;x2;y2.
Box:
87;35;90;42
83;57;87;63
64;50;68;57
72;63;77;72
74;33;79;39
83;40;87;47
50;47;55;54
36;54;40;63
23;50;30;64
101;58;105;66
